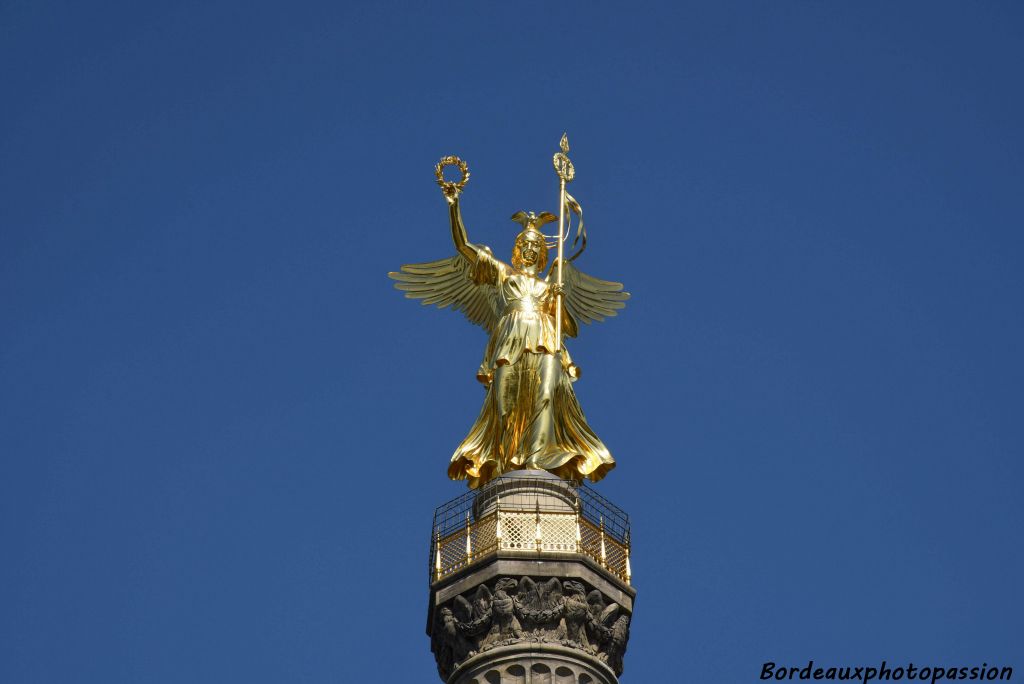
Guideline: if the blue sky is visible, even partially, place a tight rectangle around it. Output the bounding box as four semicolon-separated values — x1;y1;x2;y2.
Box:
2;2;1022;682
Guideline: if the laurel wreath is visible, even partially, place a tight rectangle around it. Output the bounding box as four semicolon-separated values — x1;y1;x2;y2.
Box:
455;612;492;636
516;602;565;624
435;155;470;195
552;151;575;182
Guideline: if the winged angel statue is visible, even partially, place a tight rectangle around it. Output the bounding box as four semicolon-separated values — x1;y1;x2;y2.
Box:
389;152;629;488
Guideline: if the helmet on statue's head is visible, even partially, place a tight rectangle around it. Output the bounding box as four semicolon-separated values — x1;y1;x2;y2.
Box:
510;211;556;271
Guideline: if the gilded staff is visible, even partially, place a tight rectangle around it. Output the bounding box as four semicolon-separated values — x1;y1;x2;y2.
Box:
552;133;576;351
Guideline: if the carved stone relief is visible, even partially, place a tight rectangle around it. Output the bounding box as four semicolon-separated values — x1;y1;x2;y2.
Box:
431;576;632;681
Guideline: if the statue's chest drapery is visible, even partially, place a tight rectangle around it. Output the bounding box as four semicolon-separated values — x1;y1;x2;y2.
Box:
497;273;549;315
478;272;564;371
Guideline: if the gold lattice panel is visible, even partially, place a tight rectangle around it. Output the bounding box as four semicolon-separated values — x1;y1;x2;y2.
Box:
496;512;579;553
578;519;629;582
471;513;498;559
497;512;538;551
538;514;578;553
579;518;603;562
437;527;469;576
604;537;629;580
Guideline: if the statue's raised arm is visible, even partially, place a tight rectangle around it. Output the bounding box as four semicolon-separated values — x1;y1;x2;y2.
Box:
445;192;477;262
387;207;500;335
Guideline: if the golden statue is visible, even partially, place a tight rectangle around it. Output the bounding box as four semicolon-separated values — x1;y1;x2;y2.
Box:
389;137;629;488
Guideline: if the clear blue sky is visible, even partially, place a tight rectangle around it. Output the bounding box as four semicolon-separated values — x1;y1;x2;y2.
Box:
2;2;1022;682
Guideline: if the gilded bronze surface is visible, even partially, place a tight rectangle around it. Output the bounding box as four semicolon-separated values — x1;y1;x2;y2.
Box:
389;139;629;488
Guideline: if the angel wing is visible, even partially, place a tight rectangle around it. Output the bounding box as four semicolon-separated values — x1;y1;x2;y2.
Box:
599;603;620;627
539;577;563;609
548;259;629;331
471;584;493;619
517;577;539;609
453;595;474;624
389;254;498;334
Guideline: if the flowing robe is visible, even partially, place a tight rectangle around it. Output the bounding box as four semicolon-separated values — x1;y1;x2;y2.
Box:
448;247;616;488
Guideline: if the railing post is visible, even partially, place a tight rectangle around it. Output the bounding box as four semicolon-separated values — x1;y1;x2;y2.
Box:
434;530;442;581
599;515;607;568
465;512;472;562
574;498;582;554
625;529;632;583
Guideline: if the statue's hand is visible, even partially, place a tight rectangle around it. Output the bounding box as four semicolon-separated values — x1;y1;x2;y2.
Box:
442;183;460;205
549;283;565;297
